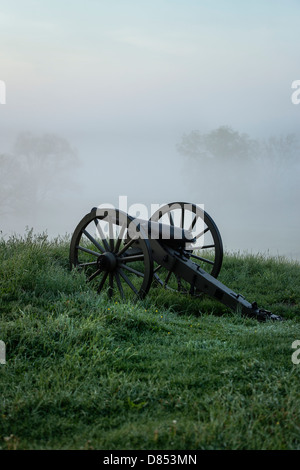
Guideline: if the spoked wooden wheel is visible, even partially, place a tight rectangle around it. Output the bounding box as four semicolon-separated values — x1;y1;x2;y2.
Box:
150;202;223;293
70;208;153;299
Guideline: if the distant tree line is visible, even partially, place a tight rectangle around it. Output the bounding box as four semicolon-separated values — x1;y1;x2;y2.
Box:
177;125;299;169
176;125;300;214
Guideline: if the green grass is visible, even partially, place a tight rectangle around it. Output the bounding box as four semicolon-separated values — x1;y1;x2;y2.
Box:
1;230;300;450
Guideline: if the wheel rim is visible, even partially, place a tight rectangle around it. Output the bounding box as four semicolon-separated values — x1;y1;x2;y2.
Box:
70;208;153;299
150;202;223;292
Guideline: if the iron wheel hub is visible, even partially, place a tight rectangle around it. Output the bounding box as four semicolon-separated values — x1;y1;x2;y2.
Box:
97;252;117;272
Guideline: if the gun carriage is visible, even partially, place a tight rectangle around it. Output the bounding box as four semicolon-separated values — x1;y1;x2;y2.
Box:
70;202;282;321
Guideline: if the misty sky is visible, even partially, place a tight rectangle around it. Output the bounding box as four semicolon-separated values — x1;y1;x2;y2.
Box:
1;0;300;259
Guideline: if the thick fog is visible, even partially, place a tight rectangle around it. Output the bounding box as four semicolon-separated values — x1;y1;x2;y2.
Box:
1;0;300;260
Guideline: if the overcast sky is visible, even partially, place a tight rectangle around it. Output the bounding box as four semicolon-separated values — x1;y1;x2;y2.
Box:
1;0;300;258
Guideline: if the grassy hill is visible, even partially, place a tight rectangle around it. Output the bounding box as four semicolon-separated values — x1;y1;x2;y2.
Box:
0;231;300;450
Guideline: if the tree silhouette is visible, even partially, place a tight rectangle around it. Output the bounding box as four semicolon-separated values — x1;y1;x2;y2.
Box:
177;125;258;163
177;125;299;170
0;132;79;218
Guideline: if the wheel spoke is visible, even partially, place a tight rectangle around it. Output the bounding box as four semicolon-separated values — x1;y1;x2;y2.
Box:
190;253;214;265
77;245;101;257
119;254;144;263
88;268;102;282
97;271;108;293
114;223;127;253
108;219;114;252
189;214;198;231
118;268;139;295
163;270;172;288
195;226;210;239
83;229;105;253
116;236;139;257
78;261;98;267
201;244;215;249
153;264;162;274
108;272;114;298
181;207;185;229
119;263;144;278
94;218;110;252
115;271;124;299
168;211;174;226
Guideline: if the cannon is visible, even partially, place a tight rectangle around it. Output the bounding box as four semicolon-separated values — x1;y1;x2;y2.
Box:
70;202;282;321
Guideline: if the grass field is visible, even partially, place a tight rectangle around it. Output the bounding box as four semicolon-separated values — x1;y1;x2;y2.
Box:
0;231;300;450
